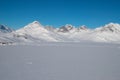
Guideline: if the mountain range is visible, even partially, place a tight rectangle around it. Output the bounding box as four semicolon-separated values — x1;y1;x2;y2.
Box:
1;21;120;45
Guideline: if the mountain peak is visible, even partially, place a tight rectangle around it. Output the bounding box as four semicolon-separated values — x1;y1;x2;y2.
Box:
105;23;119;27
79;25;88;30
2;22;120;43
32;21;40;24
102;23;120;32
24;21;43;29
58;24;74;33
95;23;120;33
0;24;13;33
77;25;89;32
16;21;49;34
65;24;74;29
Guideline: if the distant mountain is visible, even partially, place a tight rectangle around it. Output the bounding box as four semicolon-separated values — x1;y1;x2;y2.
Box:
58;24;74;33
92;23;120;42
16;21;48;34
1;21;120;45
96;23;120;33
77;25;89;32
0;24;15;44
15;21;59;42
0;24;13;33
45;26;56;32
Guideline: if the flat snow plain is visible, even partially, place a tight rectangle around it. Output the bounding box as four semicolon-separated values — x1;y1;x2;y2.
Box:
0;42;120;80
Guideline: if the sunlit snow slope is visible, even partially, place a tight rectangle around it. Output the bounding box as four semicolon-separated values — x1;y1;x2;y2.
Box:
1;21;120;44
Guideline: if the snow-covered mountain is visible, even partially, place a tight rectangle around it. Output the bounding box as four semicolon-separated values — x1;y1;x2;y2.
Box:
0;25;28;45
45;26;56;32
0;24;13;33
88;23;120;42
0;24;14;43
1;21;120;45
58;24;74;33
96;23;120;33
15;21;59;42
77;25;89;32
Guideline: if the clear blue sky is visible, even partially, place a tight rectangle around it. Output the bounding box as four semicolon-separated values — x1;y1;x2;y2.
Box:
0;0;120;29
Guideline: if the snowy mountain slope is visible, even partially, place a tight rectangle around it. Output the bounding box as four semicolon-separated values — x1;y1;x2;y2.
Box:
77;25;89;32
0;24;36;45
56;25;93;42
58;23;120;43
95;23;120;33
90;23;120;42
0;24;13;33
1;21;120;44
0;25;18;44
15;21;61;42
58;24;75;33
0;33;28;46
45;26;56;32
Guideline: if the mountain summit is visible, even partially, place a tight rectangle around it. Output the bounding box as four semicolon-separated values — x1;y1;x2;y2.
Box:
58;24;74;32
16;21;48;34
15;21;58;42
100;23;120;33
0;24;13;33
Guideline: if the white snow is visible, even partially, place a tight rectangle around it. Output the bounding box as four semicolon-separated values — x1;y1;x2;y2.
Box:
0;42;120;80
1;21;120;44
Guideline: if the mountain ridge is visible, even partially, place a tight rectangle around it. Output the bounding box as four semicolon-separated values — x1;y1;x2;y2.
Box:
0;24;14;33
0;21;120;45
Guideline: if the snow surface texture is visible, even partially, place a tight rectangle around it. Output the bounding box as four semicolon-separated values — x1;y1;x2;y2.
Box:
1;21;120;45
0;42;120;80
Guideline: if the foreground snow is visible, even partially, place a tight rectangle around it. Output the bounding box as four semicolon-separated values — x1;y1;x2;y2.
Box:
0;42;120;80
